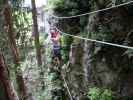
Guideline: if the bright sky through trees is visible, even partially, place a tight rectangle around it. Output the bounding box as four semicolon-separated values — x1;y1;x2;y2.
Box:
24;0;47;7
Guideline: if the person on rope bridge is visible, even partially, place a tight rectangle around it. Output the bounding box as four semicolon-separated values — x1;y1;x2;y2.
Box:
50;26;61;66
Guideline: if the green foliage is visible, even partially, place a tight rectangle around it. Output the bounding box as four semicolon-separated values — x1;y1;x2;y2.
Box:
12;10;32;44
12;10;32;61
48;72;58;81
60;35;73;63
11;0;32;46
45;0;65;10
45;0;90;16
88;87;101;100
87;87;113;100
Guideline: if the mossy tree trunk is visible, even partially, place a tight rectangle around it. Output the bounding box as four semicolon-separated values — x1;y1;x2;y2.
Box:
31;0;42;66
3;0;29;99
0;51;19;100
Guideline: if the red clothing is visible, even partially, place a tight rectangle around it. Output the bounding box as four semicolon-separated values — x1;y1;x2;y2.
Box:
50;29;60;42
50;30;59;38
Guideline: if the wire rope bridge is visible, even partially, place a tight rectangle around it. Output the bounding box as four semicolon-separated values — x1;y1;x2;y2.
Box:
48;1;133;100
48;0;133;50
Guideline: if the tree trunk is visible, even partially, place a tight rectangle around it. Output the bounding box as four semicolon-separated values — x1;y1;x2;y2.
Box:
3;0;29;100
83;41;94;85
0;51;19;100
31;0;42;66
31;0;45;90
